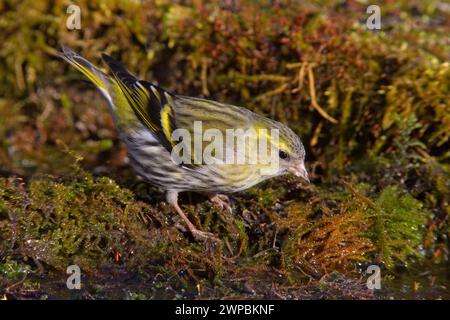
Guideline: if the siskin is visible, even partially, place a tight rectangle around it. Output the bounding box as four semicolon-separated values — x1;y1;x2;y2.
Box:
59;46;309;241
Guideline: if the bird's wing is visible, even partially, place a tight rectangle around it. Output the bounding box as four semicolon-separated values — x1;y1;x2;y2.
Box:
102;54;177;154
102;53;256;167
171;95;256;165
172;95;251;133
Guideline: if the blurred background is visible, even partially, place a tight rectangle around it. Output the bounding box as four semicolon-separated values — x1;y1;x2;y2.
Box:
0;0;448;299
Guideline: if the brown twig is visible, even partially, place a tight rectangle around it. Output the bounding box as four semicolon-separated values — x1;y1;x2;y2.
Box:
307;65;338;124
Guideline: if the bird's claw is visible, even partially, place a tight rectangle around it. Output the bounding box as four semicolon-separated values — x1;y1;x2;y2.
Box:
209;194;232;213
191;229;220;243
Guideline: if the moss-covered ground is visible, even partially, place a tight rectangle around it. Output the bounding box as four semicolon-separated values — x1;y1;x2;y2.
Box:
0;0;448;299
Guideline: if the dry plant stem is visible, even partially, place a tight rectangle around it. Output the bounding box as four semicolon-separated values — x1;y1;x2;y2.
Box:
254;83;289;102
307;64;338;124
201;58;210;96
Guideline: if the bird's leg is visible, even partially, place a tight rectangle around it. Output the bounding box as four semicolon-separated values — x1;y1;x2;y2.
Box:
208;194;232;213
166;191;218;242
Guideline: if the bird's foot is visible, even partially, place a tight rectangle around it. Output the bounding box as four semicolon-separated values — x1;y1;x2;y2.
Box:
209;194;232;213
167;190;221;243
191;228;220;243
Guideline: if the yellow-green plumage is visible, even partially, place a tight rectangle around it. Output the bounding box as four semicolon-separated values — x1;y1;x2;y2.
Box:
60;46;308;241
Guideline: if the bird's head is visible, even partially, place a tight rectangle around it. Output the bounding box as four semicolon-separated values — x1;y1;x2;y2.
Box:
276;126;309;182
256;118;309;183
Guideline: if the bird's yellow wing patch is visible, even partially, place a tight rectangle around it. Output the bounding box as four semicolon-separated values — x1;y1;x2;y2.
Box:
102;53;178;152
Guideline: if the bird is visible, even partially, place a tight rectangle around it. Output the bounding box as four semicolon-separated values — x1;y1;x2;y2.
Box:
59;46;309;242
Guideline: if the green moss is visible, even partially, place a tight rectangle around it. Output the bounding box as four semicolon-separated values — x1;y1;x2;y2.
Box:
371;186;430;269
0;258;30;280
0;171;171;272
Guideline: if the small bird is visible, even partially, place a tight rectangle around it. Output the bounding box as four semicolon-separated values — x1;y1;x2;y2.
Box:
59;46;309;241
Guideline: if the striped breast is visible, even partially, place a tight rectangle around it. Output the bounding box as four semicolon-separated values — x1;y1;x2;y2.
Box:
121;126;272;193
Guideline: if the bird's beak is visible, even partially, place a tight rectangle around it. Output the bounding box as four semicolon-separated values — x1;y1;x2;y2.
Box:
288;161;310;183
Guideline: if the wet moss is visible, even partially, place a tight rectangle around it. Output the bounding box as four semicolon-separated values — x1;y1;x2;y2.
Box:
0;258;30;281
371;185;429;269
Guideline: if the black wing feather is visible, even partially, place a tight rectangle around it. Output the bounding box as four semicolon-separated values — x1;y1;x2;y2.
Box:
101;53;176;153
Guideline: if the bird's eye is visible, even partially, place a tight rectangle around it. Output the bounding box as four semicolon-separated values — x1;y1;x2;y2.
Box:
279;150;289;160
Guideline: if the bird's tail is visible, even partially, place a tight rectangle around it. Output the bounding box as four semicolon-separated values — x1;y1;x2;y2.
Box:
59;46;111;95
